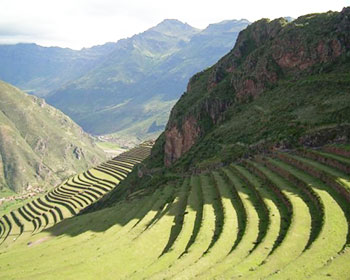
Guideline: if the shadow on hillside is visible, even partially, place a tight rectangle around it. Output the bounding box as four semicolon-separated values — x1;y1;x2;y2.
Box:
44;184;181;238
45;159;350;254
44;166;286;239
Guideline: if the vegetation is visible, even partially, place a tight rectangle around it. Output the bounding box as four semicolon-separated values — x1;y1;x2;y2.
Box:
0;146;349;279
0;143;152;246
1;8;350;280
0;80;106;192
148;8;350;173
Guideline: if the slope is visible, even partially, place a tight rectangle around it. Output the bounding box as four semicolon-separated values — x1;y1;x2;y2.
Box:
47;19;250;138
0;80;105;192
158;8;350;170
0;146;348;279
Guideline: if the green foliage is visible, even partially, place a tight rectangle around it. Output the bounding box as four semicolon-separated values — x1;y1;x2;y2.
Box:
158;7;350;172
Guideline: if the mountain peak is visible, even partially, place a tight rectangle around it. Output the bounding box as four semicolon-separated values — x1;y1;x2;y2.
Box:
158;19;186;25
155;19;192;28
149;19;201;37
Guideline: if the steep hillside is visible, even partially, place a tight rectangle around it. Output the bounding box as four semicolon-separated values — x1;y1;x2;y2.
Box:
156;8;350;170
0;43;116;96
47;19;250;138
0;80;105;193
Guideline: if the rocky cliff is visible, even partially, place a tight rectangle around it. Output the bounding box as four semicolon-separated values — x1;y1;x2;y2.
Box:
163;8;350;167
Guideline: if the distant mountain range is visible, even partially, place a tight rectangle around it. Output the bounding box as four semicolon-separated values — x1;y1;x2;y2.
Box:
0;42;117;97
0;19;250;141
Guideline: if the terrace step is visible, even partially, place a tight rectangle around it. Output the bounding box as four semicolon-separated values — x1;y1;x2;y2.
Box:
267;157;348;279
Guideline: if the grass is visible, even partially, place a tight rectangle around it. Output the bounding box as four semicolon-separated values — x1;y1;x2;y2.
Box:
133;176;200;279
222;165;281;279
0;188;16;198
95;141;121;151
0;144;152;248
290;154;350;192
0;147;349;279
316;150;350;165
267;157;348;279
310;247;350;279
152;174;216;279
241;159;313;279
0;197;34;217
173;171;237;279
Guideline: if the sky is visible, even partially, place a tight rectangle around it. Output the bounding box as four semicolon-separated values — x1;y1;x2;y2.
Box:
1;0;349;50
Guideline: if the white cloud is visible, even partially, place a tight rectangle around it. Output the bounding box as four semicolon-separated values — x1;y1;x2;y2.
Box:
0;0;348;49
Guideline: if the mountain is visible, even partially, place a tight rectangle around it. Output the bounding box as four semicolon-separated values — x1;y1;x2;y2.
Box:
0;42;116;97
1;9;350;279
141;8;350;171
46;19;250;139
0;80;105;193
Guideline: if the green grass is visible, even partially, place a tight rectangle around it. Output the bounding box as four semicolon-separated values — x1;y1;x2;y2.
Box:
315;150;350;166
95;141;122;151
134;176;200;279
267;157;348;279
197;169;248;278
310;247;350;279
242;159;313;279
222;165;281;279
289;154;350;192
0;147;349;279
0;197;34;217
0;144;151;248
151;174;216;279
0;188;16;198
173;171;238;279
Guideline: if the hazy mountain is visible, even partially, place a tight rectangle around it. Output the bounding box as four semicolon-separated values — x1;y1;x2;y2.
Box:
0;19;250;141
46;19;250;139
0;42;116;96
0;80;105;192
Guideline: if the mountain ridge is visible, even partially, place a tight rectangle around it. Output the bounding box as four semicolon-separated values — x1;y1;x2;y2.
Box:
0;80;106;193
46;19;250;138
159;8;350;169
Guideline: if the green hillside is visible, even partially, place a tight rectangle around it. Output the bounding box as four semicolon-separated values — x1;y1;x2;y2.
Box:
156;9;350;170
0;80;106;193
0;143;152;246
0;8;350;280
0;146;349;279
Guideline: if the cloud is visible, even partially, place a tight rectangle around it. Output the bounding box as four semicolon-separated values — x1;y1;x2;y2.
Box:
0;0;348;49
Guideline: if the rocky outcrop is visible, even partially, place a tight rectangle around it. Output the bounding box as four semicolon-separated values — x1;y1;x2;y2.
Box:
162;8;350;166
164;116;200;166
164;97;232;166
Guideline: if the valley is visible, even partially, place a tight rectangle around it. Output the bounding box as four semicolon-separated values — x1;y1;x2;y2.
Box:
0;19;250;141
0;5;349;280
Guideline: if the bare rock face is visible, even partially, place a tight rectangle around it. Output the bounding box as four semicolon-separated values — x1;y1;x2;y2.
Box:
162;8;350;166
164;116;200;166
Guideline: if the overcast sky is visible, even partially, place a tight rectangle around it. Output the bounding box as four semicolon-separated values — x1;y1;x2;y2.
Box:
1;0;348;49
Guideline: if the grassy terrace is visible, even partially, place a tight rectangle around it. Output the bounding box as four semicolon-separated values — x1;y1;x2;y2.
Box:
0;143;152;247
0;145;349;279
